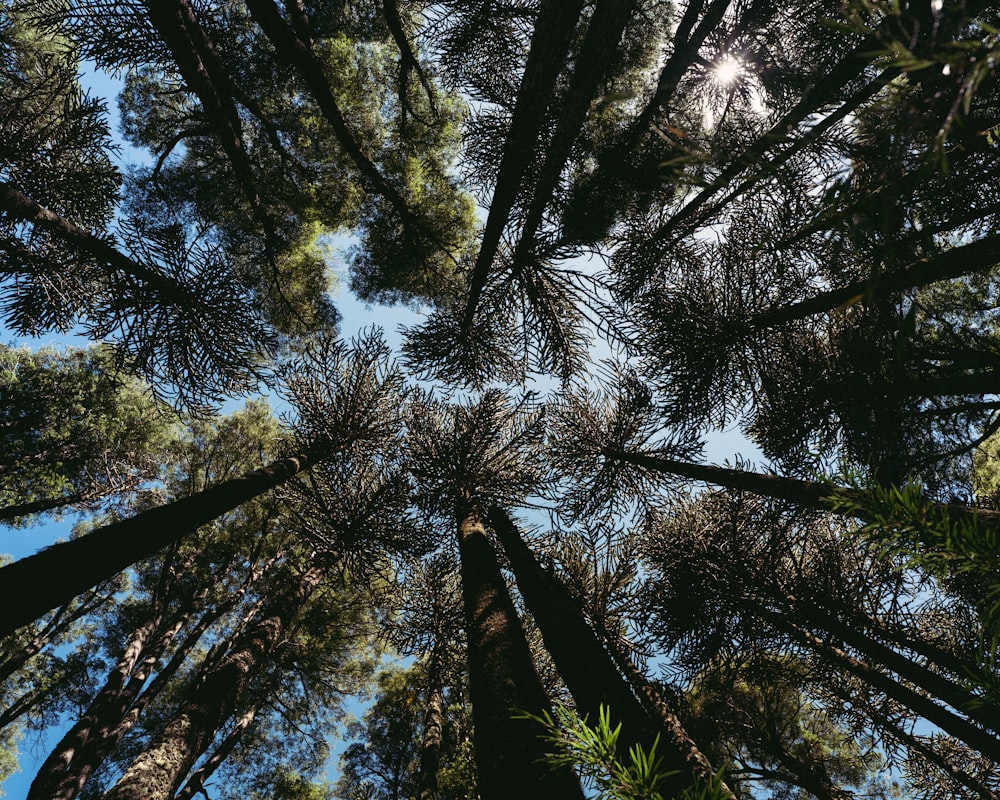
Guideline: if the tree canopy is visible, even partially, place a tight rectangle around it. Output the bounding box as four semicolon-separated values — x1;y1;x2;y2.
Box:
3;1;1000;798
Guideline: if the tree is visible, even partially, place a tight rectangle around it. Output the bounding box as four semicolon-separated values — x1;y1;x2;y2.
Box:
0;332;404;636
0;344;174;526
5;0;1000;796
24;402;290;800
407;391;587;799
488;507;731;798
334;663;476;800
638;488;1000;795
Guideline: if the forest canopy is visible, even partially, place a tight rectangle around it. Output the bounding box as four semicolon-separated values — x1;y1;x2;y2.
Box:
2;0;1000;798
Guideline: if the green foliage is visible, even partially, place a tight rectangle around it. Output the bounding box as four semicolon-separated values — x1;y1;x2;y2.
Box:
0;344;175;526
334;664;477;800
684;655;886;800
519;704;729;800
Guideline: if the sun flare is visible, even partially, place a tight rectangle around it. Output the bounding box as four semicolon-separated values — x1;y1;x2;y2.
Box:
713;55;743;86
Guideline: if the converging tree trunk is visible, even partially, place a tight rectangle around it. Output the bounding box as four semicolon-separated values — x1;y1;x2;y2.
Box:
0;448;320;637
488;507;732;799
605;449;1000;528
101;564;326;800
769;613;1000;763
415;635;445;800
28;604;186;800
26;552;262;800
456;503;585;800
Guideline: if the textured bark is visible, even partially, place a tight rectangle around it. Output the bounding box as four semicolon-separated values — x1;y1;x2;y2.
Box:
0;449;318;637
489;508;732;798
27;608;183;800
173;705;258;800
415;641;445;800
102;565;325;800
456;504;585;800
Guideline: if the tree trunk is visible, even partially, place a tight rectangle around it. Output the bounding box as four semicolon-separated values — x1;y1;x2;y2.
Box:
456;503;585;800
462;0;585;326
0;449;319;637
415;638;445;800
27;606;185;800
604;449;1000;528
510;0;637;267
172;705;259;800
145;0;261;216
751;234;1000;332
772;615;1000;762
795;599;1000;732
488;507;732;799
101;564;325;800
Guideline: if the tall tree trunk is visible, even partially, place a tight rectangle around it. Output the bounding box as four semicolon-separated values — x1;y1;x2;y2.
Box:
172;704;259;800
794;599;1000;732
488;508;732;799
462;0;585;327
456;503;585;800
0;449;319;637
510;0;637;268
604;449;1000;527
100;564;326;800
771;615;1000;762
415;637;445;800
27;605;186;800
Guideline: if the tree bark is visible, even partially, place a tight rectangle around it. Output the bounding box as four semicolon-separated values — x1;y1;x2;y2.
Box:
456;503;585;800
489;508;732;798
172;705;259;800
27;607;185;800
101;564;325;800
415;638;445;800
0;449;318;638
